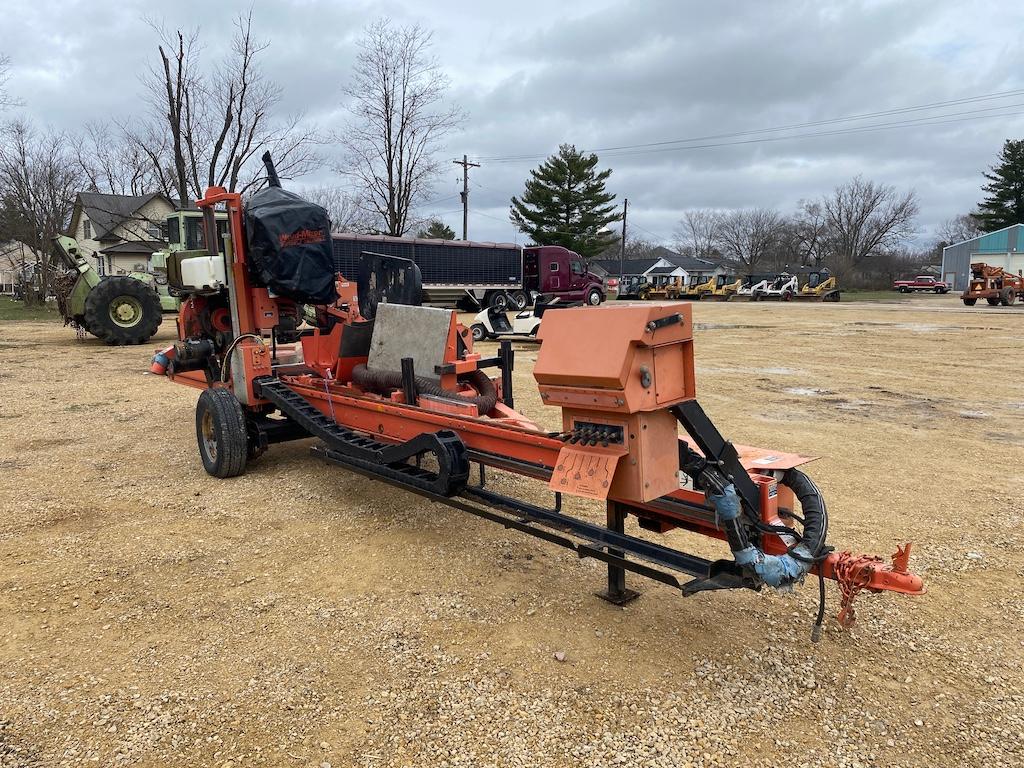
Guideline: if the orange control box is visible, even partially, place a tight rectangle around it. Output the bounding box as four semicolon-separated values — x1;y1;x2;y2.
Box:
536;304;696;502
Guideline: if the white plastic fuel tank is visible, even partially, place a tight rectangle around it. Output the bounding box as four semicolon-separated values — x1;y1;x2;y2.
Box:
179;255;228;290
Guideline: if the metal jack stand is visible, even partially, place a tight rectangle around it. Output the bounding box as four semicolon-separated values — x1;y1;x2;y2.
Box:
596;501;640;605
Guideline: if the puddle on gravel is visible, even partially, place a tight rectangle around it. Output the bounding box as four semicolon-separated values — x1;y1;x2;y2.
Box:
958;410;990;419
697;365;804;376
694;323;779;331
987;431;1024;446
783;387;834;397
834;399;876;411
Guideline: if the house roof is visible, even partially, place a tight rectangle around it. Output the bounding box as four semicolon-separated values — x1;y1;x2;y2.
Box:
99;240;165;255
648;264;679;274
650;246;718;271
76;191;174;241
590;257;662;275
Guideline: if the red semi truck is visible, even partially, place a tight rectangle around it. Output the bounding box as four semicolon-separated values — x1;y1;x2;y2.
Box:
332;234;607;309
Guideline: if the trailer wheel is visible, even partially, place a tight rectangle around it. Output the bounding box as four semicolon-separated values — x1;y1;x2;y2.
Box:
508;290;529;310
84;276;162;345
962;297;977;306
486;292;509;310
586;288;602;306
195;388;249;478
471;323;488;342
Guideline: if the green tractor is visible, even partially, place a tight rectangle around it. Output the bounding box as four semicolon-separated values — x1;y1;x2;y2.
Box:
52;210;229;345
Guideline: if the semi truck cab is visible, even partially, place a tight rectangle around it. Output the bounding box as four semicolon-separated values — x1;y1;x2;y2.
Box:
524;245;605;306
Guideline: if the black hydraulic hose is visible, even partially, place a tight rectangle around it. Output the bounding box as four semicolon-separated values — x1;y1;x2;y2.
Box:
781;468;829;561
352;365;497;416
781;467;832;642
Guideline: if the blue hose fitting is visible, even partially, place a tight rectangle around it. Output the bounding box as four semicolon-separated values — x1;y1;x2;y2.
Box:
708;483;813;589
707;484;741;523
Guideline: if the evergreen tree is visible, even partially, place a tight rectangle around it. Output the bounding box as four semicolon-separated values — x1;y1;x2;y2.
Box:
974;139;1024;231
509;144;620;258
417;219;455;239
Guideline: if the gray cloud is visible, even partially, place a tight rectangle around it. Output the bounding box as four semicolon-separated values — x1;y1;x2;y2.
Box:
4;0;1023;245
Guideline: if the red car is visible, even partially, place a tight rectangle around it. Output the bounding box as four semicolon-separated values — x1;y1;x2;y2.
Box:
893;276;950;293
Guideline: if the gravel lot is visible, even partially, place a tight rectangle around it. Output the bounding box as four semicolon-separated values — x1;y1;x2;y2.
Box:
1;295;1022;768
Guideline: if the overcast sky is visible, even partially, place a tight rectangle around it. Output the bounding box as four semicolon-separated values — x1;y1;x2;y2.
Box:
5;0;1024;246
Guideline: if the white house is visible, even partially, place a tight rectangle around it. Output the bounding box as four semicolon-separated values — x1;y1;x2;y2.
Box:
0;240;43;295
67;191;177;275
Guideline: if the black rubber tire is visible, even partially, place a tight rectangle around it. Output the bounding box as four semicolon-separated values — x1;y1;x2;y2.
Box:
586;288;602;306
963;298;977;306
471;323;487;342
899;286;910;293
487;292;509;310
1000;288;1014;306
987;297;1000;306
195;388;249;478
84;276;162;345
509;290;529;310
782;290;793;302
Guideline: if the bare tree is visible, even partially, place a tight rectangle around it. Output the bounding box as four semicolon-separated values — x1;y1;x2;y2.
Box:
133;12;320;206
0;53;21;111
715;208;784;271
0;119;84;303
790;200;829;266
673;209;720;259
302;184;377;233
936;213;983;245
75;122;159;196
339;19;465;236
821;176;918;275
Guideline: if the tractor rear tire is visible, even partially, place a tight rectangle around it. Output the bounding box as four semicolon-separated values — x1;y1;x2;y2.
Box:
1000;288;1015;306
84;276;162;345
195;388;249;478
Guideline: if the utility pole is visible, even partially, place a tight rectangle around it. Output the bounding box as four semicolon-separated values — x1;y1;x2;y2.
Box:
619;198;628;278
453;154;481;240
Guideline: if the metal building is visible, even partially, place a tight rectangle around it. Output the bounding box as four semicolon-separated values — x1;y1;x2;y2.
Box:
941;224;1024;290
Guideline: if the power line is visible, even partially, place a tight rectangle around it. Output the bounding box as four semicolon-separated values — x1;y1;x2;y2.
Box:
594;106;1024;161
630;221;671;243
420;193;461;207
477;88;1024;163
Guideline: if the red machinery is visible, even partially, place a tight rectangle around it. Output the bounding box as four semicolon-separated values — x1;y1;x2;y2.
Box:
157;155;923;640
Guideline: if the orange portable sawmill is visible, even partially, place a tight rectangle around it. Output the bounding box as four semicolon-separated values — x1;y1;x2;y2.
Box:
154;154;923;640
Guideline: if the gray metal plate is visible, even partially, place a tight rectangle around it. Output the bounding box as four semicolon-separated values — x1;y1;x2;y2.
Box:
367;303;453;382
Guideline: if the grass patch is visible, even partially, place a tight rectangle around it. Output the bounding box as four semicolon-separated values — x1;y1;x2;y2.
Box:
0;296;59;321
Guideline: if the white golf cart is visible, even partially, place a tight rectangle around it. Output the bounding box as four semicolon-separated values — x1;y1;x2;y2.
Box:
470;296;579;342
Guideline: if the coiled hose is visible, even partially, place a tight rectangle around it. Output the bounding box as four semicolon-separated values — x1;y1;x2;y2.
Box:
706;467;831;641
352;365;497;416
